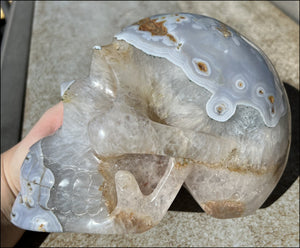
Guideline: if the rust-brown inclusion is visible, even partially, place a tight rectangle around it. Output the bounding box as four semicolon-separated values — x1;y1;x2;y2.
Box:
268;95;275;104
197;62;208;72
137;17;177;42
216;23;231;38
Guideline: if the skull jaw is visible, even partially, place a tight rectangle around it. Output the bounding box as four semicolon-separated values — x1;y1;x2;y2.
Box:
11;85;194;233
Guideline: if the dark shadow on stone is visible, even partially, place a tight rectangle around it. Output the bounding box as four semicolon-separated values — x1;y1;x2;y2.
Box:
170;83;299;212
169;186;204;212
14;231;49;248
261;83;299;208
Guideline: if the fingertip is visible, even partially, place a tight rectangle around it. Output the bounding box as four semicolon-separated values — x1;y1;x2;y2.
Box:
22;102;64;149
49;101;64;131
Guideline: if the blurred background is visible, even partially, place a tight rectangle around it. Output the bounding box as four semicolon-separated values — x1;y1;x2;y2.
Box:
271;0;299;23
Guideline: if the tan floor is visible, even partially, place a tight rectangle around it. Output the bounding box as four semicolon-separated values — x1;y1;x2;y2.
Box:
21;1;299;247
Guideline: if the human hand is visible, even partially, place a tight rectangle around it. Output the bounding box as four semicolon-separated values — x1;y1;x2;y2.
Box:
1;102;63;247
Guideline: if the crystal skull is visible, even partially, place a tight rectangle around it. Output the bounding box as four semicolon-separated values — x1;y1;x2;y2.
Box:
11;13;291;233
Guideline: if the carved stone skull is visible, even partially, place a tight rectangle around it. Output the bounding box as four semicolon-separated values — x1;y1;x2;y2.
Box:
11;13;291;234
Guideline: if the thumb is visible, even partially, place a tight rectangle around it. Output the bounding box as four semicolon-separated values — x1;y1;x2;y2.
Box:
21;101;64;150
4;101;64;195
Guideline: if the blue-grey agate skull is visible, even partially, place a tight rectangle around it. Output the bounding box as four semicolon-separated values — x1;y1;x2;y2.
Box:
11;13;291;233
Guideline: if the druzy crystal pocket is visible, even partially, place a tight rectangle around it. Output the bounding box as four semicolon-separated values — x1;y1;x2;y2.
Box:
11;13;291;233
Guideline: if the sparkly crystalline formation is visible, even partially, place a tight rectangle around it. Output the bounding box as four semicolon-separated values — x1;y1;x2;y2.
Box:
11;13;291;234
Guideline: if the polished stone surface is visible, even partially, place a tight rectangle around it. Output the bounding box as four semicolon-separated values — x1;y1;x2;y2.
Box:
21;1;299;247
